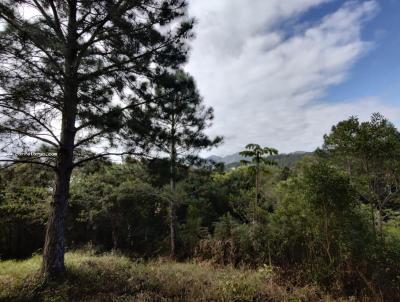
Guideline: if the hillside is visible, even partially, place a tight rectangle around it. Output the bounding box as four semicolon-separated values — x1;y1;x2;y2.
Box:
208;151;313;170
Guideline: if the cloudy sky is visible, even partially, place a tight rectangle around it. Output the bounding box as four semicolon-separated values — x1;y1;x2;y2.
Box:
185;0;400;156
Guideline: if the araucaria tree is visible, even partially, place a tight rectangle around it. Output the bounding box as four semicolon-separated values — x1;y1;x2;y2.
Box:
240;144;278;223
153;70;222;257
0;0;193;278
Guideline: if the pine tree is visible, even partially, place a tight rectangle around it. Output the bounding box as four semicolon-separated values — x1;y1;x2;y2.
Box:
0;0;193;278
152;70;222;257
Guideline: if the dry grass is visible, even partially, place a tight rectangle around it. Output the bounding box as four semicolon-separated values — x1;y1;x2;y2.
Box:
0;251;348;302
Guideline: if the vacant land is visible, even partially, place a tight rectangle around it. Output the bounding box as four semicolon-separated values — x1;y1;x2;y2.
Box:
0;250;346;302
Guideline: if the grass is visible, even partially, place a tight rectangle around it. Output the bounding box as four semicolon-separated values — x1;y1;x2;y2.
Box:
0;251;348;302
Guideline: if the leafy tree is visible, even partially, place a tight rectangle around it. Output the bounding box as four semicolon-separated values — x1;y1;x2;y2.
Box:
239;144;278;223
0;163;53;259
322;113;400;241
0;0;193;277
152;70;222;257
303;162;358;264
70;163;165;253
270;160;375;286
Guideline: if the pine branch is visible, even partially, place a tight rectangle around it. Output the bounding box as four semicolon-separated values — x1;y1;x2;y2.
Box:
0;159;55;169
73;151;145;168
0;125;58;147
0;103;60;144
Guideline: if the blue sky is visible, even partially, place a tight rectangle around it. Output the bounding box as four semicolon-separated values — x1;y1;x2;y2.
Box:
187;0;400;155
326;0;400;105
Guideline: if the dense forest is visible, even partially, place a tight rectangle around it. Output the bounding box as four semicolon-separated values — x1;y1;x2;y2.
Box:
0;1;399;301
1;114;400;301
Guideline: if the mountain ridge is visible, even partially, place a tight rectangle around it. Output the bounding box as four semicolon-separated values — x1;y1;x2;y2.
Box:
207;151;313;169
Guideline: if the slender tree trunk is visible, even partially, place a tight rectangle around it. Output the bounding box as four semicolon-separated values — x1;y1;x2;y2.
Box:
169;134;177;258
254;159;260;224
378;205;384;243
111;220;118;251
267;240;272;267
323;204;332;264
169;188;176;258
7;225;12;258
128;224;133;249
42;1;78;278
364;161;377;240
370;202;376;239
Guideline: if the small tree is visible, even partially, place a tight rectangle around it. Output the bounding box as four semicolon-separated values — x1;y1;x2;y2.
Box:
239;144;278;223
152;70;222;257
70;164;162;252
303;162;358;264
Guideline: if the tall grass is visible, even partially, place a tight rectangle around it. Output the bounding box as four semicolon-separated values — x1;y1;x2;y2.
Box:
0;251;351;301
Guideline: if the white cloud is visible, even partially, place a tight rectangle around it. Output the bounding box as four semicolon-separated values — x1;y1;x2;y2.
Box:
186;0;395;155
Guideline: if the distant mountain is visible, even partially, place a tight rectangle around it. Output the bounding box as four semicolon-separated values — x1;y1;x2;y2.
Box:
264;151;313;168
207;151;313;169
207;155;224;163
206;153;245;164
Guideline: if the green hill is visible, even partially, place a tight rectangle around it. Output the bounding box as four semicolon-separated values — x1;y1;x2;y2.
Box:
210;151;313;170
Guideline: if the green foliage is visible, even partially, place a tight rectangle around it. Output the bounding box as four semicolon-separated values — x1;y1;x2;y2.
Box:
0;0;195;159
239;143;278;166
70;163;166;254
1;114;400;299
0;164;52;259
153;70;223;161
267;159;398;296
303;163;357;213
321;113;400;241
0;0;197;276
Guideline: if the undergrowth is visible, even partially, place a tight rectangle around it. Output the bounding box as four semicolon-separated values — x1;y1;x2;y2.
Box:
0;250;365;301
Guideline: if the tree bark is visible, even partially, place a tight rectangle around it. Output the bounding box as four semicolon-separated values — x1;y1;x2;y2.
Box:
169;193;176;258
42;100;76;277
42;168;71;277
169;146;177;258
42;1;78;278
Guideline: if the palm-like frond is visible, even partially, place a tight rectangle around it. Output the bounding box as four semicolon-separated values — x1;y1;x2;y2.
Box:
261;158;277;166
239;150;255;157
263;147;278;155
244;143;261;150
240;143;279;166
240;159;251;165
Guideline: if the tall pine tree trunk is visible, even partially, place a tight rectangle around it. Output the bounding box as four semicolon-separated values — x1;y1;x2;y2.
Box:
42;1;78;278
42;109;76;277
169;182;176;258
42;167;72;277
